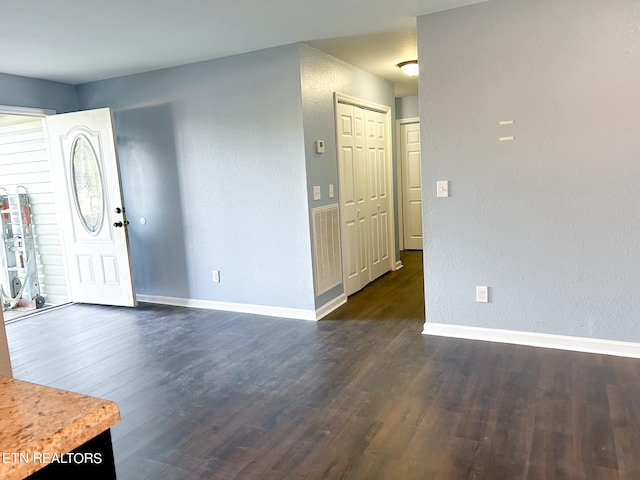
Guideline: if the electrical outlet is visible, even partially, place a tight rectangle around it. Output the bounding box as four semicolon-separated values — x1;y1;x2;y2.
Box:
476;286;488;303
212;270;220;283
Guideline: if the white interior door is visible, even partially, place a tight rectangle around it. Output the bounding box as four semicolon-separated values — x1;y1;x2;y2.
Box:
336;99;393;296
401;121;423;250
336;103;369;296
44;108;136;307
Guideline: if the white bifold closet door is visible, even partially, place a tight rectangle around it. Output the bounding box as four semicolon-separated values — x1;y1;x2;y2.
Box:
336;103;391;297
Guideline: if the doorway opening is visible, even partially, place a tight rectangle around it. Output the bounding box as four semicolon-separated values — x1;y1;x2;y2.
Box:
0;110;70;321
1;106;137;323
334;93;398;299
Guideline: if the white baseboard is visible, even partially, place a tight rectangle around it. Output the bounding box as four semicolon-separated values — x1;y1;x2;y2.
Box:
422;322;640;359
394;260;404;271
138;293;349;321
137;294;318;321
315;294;347;320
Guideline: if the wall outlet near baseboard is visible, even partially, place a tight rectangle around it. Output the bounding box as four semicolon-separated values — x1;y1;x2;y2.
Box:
212;270;220;283
476;286;489;303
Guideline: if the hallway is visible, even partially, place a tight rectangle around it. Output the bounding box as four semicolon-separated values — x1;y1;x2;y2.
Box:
325;250;424;321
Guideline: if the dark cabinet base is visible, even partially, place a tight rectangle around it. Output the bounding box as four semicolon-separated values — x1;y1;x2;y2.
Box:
27;429;116;479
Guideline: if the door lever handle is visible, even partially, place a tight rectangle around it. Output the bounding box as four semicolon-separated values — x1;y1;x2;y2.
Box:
114;221;130;228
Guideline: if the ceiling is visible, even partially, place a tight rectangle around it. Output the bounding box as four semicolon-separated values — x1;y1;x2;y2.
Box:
307;29;420;97
1;0;489;97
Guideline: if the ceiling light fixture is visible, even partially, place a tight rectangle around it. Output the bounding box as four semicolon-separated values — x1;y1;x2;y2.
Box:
397;60;419;77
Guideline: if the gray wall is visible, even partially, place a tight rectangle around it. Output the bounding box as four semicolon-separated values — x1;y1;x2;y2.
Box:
77;45;316;311
418;0;640;342
0;72;78;113
396;96;419;120
299;44;397;308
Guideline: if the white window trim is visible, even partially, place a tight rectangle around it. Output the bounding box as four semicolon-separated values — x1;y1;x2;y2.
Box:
0;105;55;117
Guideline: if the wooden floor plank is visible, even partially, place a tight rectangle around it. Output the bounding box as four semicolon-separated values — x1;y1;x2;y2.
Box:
607;384;640;478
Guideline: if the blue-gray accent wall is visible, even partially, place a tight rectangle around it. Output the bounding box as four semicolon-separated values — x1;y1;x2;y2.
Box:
396;96;419;120
77;44;316;311
0;72;78;113
418;0;640;342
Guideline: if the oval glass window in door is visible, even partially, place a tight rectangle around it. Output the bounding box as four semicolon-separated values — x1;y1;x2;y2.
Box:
71;134;104;234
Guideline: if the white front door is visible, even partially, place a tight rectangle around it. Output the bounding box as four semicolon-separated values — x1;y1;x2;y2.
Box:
45;108;136;307
401;121;423;250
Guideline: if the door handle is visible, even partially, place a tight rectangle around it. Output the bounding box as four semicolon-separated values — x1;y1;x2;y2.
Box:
113;221;129;228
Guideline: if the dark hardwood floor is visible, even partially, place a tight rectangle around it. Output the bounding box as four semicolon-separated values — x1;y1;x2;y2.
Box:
324;251;425;322
5;251;640;479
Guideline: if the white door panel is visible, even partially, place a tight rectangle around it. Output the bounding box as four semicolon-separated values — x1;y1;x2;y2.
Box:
337;103;368;296
380;209;390;263
365;109;391;281
357;216;368;276
45;108;136;306
401;122;423;250
342;147;356;205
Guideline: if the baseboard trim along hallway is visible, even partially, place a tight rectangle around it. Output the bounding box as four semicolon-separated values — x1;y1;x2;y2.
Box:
315;294;347;320
422;322;640;359
136;294;347;321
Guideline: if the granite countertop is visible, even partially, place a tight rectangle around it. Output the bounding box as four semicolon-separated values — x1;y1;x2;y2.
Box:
0;376;120;480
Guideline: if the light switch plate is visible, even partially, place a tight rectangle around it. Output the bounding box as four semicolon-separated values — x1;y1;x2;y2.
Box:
313;186;321;200
329;184;334;198
437;181;449;198
315;140;325;154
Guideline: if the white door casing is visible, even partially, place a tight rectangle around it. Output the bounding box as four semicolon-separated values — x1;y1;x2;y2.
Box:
45;108;136;307
400;121;423;250
335;94;394;297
